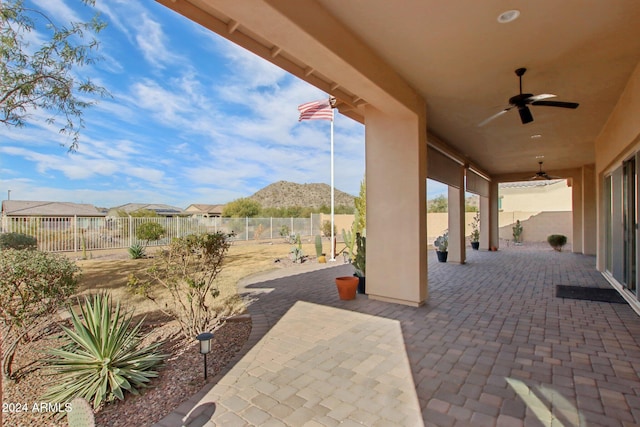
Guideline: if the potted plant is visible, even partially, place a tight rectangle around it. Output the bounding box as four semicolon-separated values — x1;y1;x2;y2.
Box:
353;233;366;294
469;212;480;250
512;220;523;245
335;276;359;300
434;230;448;262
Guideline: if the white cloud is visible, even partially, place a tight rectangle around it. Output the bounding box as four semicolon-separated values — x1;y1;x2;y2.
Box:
31;0;82;25
135;13;182;69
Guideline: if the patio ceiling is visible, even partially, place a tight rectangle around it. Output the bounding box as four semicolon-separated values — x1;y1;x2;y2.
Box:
159;0;640;179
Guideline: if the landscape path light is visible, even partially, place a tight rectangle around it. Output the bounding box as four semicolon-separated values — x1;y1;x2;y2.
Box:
196;332;214;380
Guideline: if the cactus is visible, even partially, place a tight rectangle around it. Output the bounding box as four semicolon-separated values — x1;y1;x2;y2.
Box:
67;397;95;427
353;233;366;277
342;229;355;262
314;234;323;257
289;234;303;263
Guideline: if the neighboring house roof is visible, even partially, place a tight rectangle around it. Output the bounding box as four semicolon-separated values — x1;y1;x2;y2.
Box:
108;203;185;216
2;200;106;217
185;204;225;215
499;179;566;190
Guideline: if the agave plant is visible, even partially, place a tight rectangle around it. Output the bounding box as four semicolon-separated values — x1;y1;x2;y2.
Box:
41;293;166;410
128;243;145;259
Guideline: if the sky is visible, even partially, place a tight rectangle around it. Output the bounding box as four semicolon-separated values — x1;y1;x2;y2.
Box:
1;0;446;209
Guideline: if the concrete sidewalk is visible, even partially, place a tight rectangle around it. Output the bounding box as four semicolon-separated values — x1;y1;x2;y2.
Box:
154;246;640;426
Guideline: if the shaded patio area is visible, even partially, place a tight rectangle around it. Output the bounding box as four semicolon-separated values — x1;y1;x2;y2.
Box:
154;246;640;427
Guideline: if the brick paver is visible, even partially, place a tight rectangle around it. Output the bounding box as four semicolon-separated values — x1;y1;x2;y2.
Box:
154;245;640;427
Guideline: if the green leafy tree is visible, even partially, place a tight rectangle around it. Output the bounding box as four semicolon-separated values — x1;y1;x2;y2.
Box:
222;198;261;217
135;221;165;246
428;195;448;213
354;178;366;231
1;0;109;150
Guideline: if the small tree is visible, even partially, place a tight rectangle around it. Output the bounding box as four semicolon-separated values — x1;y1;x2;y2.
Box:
0;249;80;378
135;221;165;247
222;198;261;217
428;195;448;213
128;233;231;339
1;0;109;150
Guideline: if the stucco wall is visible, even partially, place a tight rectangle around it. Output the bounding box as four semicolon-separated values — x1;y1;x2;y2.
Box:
498;211;572;244
595;62;640;175
499;181;572;212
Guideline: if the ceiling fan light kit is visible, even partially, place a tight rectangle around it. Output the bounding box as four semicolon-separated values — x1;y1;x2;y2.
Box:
479;68;579;126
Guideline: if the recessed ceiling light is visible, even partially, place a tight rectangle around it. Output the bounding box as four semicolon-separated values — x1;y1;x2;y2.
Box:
497;10;520;24
531;134;542;139
535;155;545;159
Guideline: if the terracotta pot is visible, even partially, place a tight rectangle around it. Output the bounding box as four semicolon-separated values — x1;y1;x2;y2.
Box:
335;276;358;300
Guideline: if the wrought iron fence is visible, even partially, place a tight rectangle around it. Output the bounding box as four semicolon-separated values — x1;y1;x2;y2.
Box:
0;215;325;253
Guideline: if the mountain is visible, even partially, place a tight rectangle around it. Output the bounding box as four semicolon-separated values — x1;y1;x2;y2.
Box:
249;181;355;209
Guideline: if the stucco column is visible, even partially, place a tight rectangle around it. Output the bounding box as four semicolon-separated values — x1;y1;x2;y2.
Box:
582;164;597;255
489;181;499;249
572;174;584;254
479;196;490;250
365;105;427;306
447;172;465;263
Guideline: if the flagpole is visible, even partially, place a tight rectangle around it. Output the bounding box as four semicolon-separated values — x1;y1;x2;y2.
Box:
330;107;335;261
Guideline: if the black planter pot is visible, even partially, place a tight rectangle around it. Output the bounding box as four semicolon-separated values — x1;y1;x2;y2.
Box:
436;250;448;262
354;275;366;294
471;241;480;250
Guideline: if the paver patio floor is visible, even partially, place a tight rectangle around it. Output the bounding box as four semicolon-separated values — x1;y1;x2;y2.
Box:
154;246;640;427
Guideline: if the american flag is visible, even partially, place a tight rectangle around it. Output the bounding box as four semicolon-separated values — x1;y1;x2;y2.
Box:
298;98;334;121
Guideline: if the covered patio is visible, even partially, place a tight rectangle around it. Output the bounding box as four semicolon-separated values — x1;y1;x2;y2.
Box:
158;0;640;312
155;246;640;426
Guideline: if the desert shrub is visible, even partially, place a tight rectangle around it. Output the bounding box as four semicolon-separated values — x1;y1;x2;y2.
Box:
42;293;165;410
135;222;165;246
0;232;37;250
253;223;265;240
128;243;145;259
322;220;336;238
279;225;290;238
547;234;568;251
0;249;80;378
128;232;231;339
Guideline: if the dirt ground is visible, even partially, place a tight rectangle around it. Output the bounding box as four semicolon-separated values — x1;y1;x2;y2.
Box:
2;239;331;427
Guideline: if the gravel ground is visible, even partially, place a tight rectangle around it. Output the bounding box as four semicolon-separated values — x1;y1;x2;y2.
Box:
2;316;251;427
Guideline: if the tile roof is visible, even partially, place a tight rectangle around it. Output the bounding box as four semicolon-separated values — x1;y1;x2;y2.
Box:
2;200;105;216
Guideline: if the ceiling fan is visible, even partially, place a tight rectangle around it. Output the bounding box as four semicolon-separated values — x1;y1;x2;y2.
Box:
479;68;579;126
527;161;561;181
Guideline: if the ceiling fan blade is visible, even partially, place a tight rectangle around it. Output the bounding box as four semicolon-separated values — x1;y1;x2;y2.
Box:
478;107;512;127
531;100;579;109
526;93;556;102
518;106;533;124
